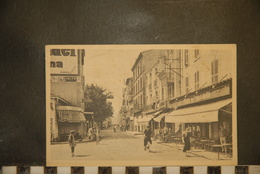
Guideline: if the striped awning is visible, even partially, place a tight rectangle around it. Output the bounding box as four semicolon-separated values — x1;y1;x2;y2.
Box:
56;106;86;123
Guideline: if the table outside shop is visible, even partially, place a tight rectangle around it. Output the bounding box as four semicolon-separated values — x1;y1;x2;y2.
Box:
200;139;210;150
212;144;232;160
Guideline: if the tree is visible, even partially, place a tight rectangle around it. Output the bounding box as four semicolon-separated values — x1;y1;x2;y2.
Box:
84;84;114;125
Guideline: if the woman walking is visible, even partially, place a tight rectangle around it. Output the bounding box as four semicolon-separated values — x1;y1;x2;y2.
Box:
68;130;76;157
183;133;191;157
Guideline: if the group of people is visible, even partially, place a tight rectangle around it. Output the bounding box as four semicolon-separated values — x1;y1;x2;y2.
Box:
88;126;101;143
153;127;171;142
68;127;101;157
144;126;191;157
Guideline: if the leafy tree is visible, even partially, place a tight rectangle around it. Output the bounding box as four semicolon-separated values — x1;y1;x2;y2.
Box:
84;84;114;125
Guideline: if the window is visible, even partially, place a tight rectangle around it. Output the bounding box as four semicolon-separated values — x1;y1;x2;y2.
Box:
184;49;189;66
195;71;199;90
195;49;200;59
211;60;218;84
162;87;164;100
185;77;189;93
168;83;174;99
140;77;142;89
154;79;157;87
169;50;174;57
178;49;182;59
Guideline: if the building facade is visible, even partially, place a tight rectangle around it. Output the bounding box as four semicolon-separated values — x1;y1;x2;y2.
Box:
124;48;233;144
49;48;87;142
165;49;233;140
131;50;167;132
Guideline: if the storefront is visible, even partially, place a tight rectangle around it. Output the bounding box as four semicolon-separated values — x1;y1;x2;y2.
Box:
56;106;86;141
165;99;232;140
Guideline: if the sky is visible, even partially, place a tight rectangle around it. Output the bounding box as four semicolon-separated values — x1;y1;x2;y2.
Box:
83;48;147;122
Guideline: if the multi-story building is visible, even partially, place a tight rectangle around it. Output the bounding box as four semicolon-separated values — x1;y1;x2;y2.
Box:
131;50;166;132
165;48;234;140
120;77;133;131
49;48;87;141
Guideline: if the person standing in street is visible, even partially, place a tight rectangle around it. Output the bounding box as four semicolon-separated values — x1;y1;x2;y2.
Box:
113;125;116;132
183;132;191;157
144;126;152;152
68;130;76;157
219;125;228;153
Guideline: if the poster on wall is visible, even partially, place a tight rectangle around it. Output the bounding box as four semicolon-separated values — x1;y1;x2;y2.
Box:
46;44;237;166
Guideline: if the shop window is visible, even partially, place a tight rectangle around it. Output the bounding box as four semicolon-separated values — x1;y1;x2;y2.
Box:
211;59;219;84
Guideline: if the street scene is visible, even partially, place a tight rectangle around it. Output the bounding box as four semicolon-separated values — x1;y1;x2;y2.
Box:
50;127;232;162
46;45;236;166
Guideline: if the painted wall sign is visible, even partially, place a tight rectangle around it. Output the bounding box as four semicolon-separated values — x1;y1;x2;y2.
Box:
50;49;79;75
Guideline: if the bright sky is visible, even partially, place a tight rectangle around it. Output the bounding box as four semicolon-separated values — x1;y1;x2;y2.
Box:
83;48;146;122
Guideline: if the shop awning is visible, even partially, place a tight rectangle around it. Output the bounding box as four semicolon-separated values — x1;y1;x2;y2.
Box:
56;106;86;123
153;112;168;122
165;99;232;123
138;115;153;123
138;110;162;123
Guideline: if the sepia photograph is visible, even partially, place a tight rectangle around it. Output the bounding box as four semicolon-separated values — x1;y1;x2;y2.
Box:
46;45;237;166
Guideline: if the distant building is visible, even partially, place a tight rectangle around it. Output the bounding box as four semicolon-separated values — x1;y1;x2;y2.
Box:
131;50;167;132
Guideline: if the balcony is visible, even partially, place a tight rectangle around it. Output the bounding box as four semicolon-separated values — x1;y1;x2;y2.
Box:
133;104;142;113
157;70;175;83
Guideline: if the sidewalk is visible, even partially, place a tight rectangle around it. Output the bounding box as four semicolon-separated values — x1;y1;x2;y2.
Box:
158;142;232;161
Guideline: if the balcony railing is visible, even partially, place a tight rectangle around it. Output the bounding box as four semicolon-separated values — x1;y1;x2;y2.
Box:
133;104;142;113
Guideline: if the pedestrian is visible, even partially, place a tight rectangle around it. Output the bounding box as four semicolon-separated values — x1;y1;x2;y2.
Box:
219;125;228;153
68;130;76;157
95;127;101;145
88;126;93;139
144;126;152;152
113;125;116;132
183;133;191;157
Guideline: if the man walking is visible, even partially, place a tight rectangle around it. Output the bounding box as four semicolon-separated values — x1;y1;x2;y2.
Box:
144;126;152;152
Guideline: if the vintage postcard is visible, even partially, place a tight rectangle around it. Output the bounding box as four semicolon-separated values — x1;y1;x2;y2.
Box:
46;44;237;166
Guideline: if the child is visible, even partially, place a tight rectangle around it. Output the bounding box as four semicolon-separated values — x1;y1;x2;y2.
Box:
68;130;76;157
183;133;191;157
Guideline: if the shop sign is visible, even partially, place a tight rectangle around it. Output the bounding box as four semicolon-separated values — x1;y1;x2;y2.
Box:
174;83;231;107
50;49;79;75
51;76;80;82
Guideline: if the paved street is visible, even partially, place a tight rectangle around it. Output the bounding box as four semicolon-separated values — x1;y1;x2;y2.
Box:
50;128;232;162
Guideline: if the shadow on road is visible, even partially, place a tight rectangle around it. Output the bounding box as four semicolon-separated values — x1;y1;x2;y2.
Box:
148;150;162;153
96;143;108;145
75;154;90;157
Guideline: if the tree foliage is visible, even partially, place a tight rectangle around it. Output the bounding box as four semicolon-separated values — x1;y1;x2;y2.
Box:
84;84;114;123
